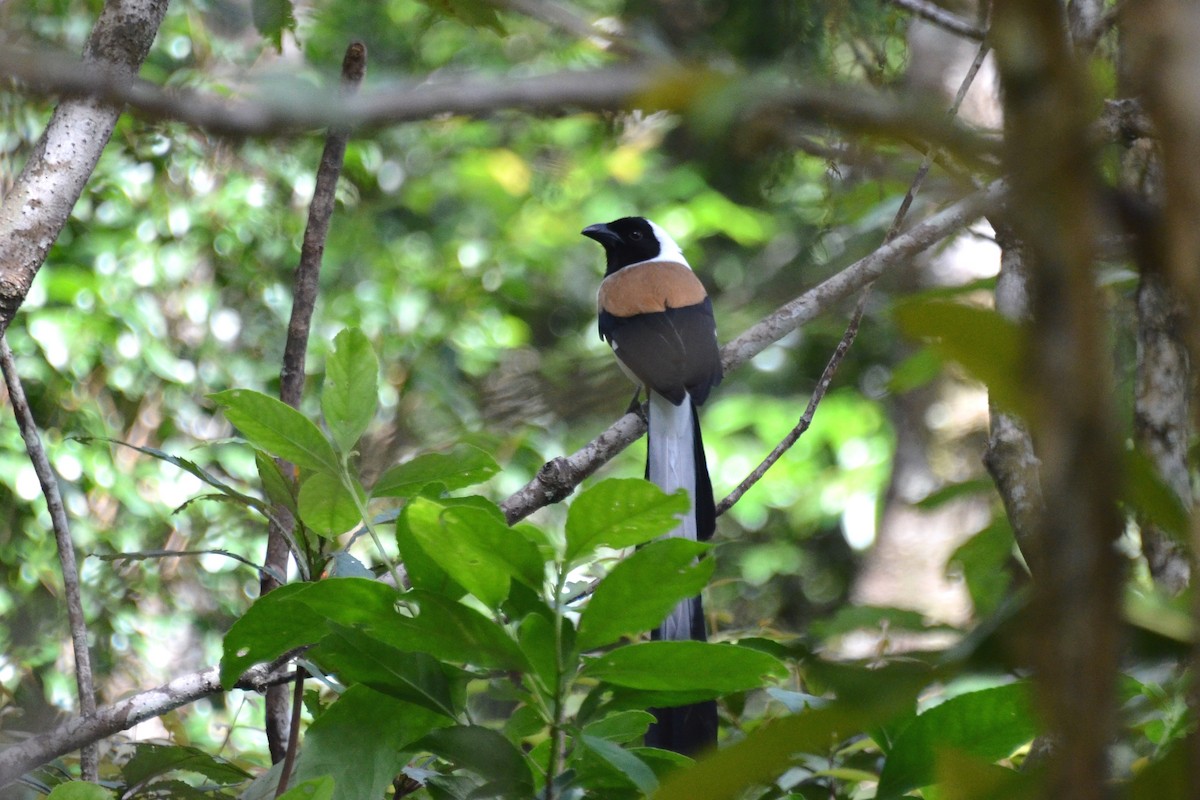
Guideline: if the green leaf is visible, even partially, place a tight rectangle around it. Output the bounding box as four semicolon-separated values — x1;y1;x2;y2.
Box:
415;725;533;795
396;503;467;599
581;734;659;795
577;539;713;650
276;776;335;800
404;497;544;608
808;605;953;643
517;612;558;689
1124;448;1191;542
209;389;340;476
46;784;114;800
298;473;365;537
565;479;689;563
947;521;1014;617
876;682;1038;798
251;0;296;50
655;703;902;800
934;750;1040;800
256;449;297;512
120;743;252;786
291;687;448;800
893;299;1029;417
416;0;505;33
221;579;406;686
321;328;378;453
310;623;461;718
583;710;655;743
220;582;320;687
583;641;786;693
378;589;529;671
372;446;500;498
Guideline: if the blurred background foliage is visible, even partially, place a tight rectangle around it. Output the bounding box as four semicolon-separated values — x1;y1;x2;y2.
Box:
5;0;1170;793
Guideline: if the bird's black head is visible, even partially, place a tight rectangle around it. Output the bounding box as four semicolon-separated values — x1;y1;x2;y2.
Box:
582;216;663;275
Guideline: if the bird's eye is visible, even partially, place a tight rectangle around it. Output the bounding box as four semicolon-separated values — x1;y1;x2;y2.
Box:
629;231;643;240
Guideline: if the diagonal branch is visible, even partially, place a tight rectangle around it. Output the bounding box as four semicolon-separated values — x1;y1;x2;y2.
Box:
500;180;1005;524
885;0;987;40
0;660;297;789
0;0;170;337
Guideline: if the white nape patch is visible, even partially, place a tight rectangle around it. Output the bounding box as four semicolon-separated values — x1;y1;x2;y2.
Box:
644;220;691;269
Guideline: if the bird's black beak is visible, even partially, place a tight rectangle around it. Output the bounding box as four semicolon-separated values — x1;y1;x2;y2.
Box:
581;223;620;247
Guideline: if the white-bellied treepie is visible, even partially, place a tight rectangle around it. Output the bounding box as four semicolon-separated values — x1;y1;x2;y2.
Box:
582;216;721;756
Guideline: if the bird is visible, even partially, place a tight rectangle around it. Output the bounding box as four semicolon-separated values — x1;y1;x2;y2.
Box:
582;216;722;756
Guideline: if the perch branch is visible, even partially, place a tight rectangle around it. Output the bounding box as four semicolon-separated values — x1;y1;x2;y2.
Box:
0;660;297;789
0;339;97;780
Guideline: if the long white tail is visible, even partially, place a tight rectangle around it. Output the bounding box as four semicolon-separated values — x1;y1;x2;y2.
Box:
647;391;700;641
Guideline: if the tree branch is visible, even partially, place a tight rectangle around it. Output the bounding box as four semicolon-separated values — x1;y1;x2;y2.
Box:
0;0;169;337
0;661;296;789
885;0;987;41
500;180;1005;524
0;338;97;780
0;50;993;163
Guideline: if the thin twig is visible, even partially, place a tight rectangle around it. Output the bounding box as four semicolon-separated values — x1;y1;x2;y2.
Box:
716;292;868;515
94;548;286;582
261;40;367;766
885;0;987;40
273;666;307;798
0;337;97;780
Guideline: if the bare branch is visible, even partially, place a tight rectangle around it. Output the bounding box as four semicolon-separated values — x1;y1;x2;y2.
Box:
885;0;986;40
0;661;296;789
0;338;97;779
501;180;1005;524
0;0;170;337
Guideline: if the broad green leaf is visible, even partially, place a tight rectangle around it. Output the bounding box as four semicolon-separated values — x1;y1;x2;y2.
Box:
251;0;295;50
893;299;1029;417
321;328;378;453
808;605;952;643
396;502;467;599
221;579;403;686
404;497;544;608
46;784;114;800
276;776;335;800
577;539;713;650
517;612;557;689
654;703;900;800
376;589;529;671
583;710;655;743
565;479;689;563
934;749;1040;800
220;582;319;687
581;734;659;795
298;473;365;537
120;743;252;786
415;725;533;795
876;682;1038;798
310;623;461;718
1124;448;1190;541
372;446;500;498
209;389;340;476
948;521;1014;617
291;687;448;800
256;449;297;512
583;641;786;693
